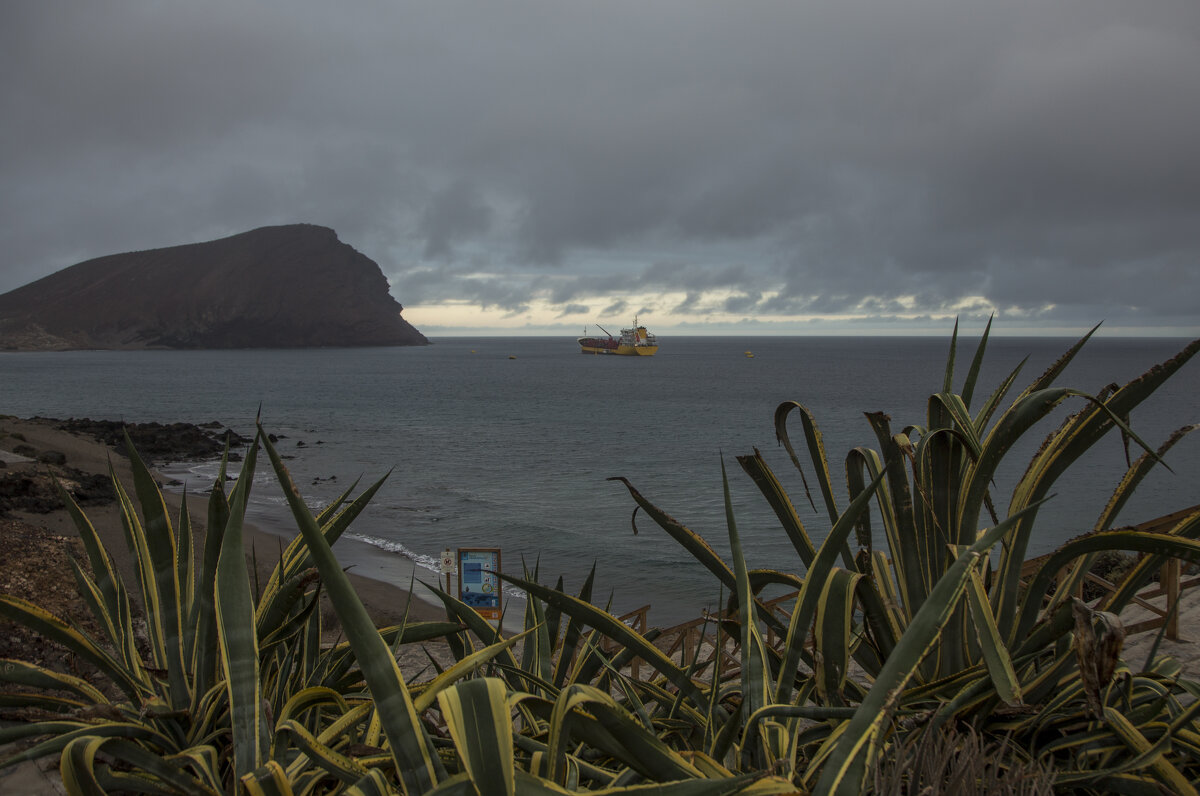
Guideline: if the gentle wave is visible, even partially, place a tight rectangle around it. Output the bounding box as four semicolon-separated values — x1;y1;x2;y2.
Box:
345;532;527;601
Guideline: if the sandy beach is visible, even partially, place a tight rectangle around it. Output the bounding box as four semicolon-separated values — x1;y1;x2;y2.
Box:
0;415;463;792
0;416;448;627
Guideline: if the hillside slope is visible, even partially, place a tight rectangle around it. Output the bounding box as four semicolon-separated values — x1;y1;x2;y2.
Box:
0;224;428;349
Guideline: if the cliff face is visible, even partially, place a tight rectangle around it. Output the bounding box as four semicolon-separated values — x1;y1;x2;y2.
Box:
0;225;429;350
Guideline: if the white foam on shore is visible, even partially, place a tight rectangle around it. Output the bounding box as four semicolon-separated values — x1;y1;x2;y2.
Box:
159;470;528;630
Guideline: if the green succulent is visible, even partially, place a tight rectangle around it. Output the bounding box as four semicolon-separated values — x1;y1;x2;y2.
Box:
604;322;1200;793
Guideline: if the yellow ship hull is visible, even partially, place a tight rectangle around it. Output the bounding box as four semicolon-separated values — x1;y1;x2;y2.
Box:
579;343;658;356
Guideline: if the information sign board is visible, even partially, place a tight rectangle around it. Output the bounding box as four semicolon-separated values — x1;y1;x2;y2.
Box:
456;547;502;620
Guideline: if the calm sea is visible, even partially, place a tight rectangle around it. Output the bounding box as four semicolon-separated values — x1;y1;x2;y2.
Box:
2;335;1197;626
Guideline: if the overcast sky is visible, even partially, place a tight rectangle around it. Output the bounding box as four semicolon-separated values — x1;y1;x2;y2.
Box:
3;2;1198;336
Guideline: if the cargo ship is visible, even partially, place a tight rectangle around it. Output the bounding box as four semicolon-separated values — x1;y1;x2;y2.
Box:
578;319;658;356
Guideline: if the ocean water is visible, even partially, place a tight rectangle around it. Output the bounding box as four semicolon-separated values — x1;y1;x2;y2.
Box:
2;334;1197;626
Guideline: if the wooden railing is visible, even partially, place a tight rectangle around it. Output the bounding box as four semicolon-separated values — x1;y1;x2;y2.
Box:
1019;504;1200;640
594;504;1200;679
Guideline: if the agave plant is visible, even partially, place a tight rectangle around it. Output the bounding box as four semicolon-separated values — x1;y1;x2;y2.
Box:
1;425;801;794
0;427;463;793
603;322;1200;793
248;426;801;794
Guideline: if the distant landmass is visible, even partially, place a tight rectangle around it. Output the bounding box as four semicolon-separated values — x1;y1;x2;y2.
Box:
0;224;428;350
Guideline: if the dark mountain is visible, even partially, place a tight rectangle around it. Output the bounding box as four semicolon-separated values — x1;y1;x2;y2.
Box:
0;224;428;350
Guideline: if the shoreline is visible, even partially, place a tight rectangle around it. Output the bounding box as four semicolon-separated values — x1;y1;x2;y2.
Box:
0;416;448;630
5;413;1199;658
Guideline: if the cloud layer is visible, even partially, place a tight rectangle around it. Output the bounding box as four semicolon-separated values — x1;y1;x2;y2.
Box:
3;1;1198;334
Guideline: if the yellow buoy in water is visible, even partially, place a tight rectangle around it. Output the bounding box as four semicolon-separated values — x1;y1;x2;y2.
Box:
508;355;517;360
745;351;755;358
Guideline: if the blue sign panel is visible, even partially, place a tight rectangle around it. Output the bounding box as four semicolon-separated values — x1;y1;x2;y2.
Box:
457;548;502;620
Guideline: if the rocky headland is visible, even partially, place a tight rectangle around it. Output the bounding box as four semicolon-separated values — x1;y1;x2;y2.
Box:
0;224;428;350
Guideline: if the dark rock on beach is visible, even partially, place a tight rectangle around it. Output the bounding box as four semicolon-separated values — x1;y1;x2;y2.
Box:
50;418;252;462
0;467;114;516
0;417;252;517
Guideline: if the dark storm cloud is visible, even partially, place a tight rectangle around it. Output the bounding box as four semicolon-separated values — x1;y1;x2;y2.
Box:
2;1;1198;332
419;181;493;260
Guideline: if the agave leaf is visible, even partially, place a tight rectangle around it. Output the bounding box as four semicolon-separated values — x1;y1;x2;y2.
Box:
996;339;1200;628
964;567;1021;706
971;354;1029;443
546;684;705;785
0;658;110;704
809;501;1043;795
521;582;554;685
123;429;191;710
736;450;817;567
64;555;138;675
176;487;195;654
1095;424;1200;533
277;718;370;786
2;720;172;770
256;567;321;641
863;550;904;658
53;477;133;659
215;430;266;778
319;620;464;691
314;476;363;525
500;572;712;715
266;473;385;599
61;735;220;796
958;314;992;408
774;401;838;522
552;566;598;690
258;424;443;793
957;387;1076;557
275;686;351;728
845;447;888;564
0;595;145;702
345;769;405;796
590;776;801;794
942;317;960;394
413;627;535;713
1018;528;1200;641
721;458;771;770
437;678;515;796
240;760;296;796
1015;323;1102;401
168;745;224;794
865;416;924;595
1103;706;1199;795
190;447;231;716
775;464;886;705
608;476;737;589
279;710;380;789
812;567;863;707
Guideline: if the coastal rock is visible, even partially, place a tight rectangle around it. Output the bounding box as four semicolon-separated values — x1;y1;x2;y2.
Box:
0;418;246;516
0;224;429;350
52;418;252;462
0;468;113;515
